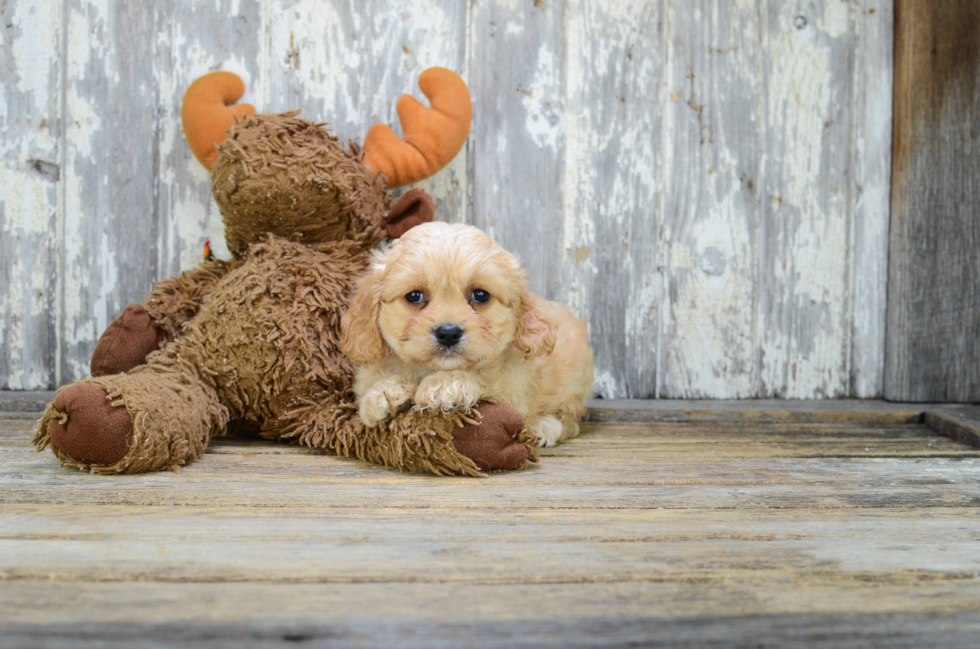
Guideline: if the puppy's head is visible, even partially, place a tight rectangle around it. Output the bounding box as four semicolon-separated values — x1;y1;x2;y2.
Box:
341;222;556;369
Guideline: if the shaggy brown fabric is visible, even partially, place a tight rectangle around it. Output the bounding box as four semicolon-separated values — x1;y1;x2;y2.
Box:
36;111;531;477
35;364;227;474
89;262;238;377
90;304;168;377
211;113;388;259
144;260;237;338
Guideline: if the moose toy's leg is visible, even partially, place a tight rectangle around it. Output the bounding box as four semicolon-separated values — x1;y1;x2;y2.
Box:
90;261;235;377
34;360;228;474
273;399;536;476
90;304;168;376
447;402;537;471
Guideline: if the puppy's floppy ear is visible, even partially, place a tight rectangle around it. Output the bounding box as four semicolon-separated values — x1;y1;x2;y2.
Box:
341;271;387;365
514;293;557;359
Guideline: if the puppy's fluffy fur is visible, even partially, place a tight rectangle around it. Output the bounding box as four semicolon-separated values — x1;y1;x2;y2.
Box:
341;222;594;446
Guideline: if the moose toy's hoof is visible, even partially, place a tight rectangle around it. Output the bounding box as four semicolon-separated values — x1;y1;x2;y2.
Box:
48;383;134;466
452;402;531;471
90;303;166;377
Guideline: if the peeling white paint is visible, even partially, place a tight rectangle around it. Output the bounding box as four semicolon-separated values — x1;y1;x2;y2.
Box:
848;3;893;398
0;166;52;235
92;228;118;340
1;0;63;388
559;0;666;397
592;369;620;400
560;5;595;269
625;280;659;340
521;44;561;151
821;1;850;38
759;2;852;398
1;0;895;397
160;2;261;276
10;0;58;106
2;256;26;388
172;184;228;267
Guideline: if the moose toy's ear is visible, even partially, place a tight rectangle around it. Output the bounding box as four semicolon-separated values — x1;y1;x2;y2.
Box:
182;72;256;169
386;189;435;239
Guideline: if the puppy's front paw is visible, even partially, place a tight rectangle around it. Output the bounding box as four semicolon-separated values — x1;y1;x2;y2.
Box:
529;415;564;447
414;372;482;414
359;380;413;428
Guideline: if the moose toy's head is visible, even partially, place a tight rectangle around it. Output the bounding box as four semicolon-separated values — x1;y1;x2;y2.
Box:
180;68;472;259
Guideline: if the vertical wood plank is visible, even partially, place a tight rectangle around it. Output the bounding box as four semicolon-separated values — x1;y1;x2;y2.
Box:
848;2;893;398
886;0;980;401
155;0;264;272
60;0;162;383
0;0;63;389
263;0;468;223
758;0;855;398
561;0;664;398
660;1;763;398
467;0;565;309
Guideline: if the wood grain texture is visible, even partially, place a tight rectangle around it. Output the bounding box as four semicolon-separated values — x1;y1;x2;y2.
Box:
0;0;63;389
155;0;265;275
3;502;980;583
60;0;163;383
1;1;901;399
3;417;980;510
4;385;973;428
757;1;854;399
924;407;980;449
5;610;980;649
849;1;894;398
661;0;763;398
2;409;980;646
660;1;893;399
559;0;663;398
467;0;566;302
886;0;980;401
3;578;980;624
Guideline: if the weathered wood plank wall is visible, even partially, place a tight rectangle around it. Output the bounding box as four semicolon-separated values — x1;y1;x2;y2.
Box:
0;0;62;390
886;0;980;402
1;0;895;399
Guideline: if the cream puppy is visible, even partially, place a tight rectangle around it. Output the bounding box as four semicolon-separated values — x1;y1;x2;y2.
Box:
341;222;594;446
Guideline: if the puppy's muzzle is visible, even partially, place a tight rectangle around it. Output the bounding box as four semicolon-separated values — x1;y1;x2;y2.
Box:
433;324;464;348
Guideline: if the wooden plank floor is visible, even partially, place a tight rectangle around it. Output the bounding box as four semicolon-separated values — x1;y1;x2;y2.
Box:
2;397;980;648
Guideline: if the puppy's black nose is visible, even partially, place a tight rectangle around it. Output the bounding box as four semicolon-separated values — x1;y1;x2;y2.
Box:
433;324;464;348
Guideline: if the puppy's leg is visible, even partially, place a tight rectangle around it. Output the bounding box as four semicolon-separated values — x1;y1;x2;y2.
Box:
530;408;586;447
527;415;565;447
559;416;581;443
414;371;483;414
359;376;415;428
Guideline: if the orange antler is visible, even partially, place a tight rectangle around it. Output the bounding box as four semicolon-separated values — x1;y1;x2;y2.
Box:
363;67;472;188
181;72;256;169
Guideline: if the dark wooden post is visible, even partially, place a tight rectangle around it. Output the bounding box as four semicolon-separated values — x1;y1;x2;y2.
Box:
886;0;980;401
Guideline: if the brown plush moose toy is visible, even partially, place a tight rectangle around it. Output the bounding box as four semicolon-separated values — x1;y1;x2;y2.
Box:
33;67;535;475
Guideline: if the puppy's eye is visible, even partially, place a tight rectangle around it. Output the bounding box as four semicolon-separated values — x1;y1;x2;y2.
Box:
405;291;425;304
470;289;491;304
